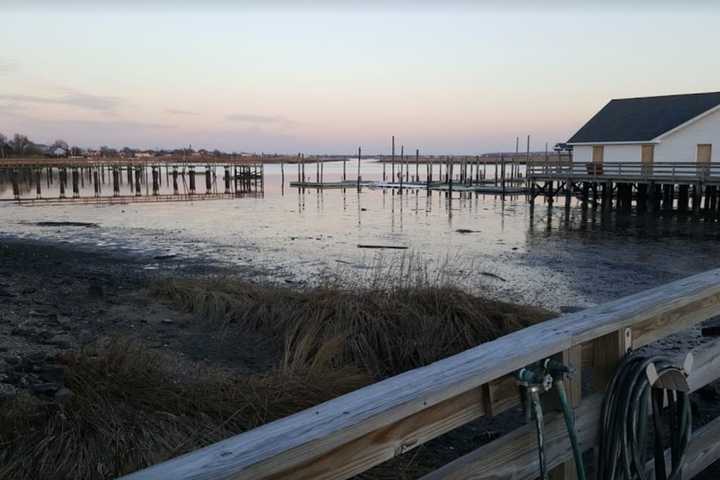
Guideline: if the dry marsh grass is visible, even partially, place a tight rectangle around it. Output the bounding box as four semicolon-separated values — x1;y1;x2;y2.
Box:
152;266;551;378
0;339;369;480
1;262;553;479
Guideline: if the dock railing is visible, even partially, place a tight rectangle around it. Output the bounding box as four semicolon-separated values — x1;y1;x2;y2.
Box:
528;161;720;183
121;269;720;480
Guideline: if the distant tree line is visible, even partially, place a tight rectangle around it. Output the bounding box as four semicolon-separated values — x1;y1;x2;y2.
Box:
0;132;80;158
0;132;258;159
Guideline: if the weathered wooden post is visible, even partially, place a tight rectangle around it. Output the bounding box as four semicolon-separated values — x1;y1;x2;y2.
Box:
391;136;395;183
72;168;80;198
172;167;179;194
35;169;41;198
356;146;362;190
426;155;431;189
399;145;404;194
151;167;159;196
415;149;419;183
233;165;238;194
501;153;506;196
134;166;142;196
59;168;67;198
405;146;410;183
113;167;120;196
188;166;196;194
678;184;689;212
301;154;306;184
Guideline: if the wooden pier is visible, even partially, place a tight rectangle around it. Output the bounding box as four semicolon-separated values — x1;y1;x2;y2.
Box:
528;161;720;216
121;269;720;479
290;154;539;195
0;161;264;204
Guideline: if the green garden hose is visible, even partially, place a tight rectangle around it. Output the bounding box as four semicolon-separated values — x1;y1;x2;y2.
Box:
518;360;587;480
554;377;588;480
597;353;691;480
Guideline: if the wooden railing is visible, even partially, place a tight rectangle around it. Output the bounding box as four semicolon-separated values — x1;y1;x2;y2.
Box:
528;161;720;182
121;270;720;480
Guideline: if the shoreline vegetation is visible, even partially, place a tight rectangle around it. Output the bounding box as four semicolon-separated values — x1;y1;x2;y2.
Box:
0;239;552;479
1;153;570;165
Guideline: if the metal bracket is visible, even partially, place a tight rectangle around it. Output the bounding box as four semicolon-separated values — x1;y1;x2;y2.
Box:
623;328;633;353
645;353;693;393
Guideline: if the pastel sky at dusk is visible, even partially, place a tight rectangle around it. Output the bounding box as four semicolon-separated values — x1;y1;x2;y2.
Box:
1;2;718;154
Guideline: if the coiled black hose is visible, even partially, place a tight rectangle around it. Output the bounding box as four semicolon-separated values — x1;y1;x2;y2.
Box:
597;353;691;480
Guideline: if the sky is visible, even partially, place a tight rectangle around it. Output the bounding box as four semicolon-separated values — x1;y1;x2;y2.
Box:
1;2;719;154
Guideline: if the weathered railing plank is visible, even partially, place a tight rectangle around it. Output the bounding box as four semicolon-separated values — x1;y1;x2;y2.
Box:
121;268;720;480
421;340;720;480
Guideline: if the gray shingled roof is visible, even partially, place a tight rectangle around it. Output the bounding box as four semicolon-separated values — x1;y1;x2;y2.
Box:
568;92;720;143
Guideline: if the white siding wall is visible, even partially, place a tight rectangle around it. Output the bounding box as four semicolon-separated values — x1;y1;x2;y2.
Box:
571;144;640;163
572;145;592;163
655;107;720;163
603;144;641;162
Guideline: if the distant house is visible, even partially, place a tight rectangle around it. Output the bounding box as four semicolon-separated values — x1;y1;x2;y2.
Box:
49;147;67;157
135;151;154;158
568;92;720;168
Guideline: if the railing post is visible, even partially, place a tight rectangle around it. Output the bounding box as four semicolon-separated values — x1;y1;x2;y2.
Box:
592;328;632;392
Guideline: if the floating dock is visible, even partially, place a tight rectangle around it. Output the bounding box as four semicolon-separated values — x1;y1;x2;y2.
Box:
288;179;528;194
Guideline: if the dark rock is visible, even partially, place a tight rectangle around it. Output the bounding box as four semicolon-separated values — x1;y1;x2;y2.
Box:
0;383;17;399
10;326;31;337
54;387;74;402
30;382;61;395
47;334;73;349
38;365;65;383
3;355;21;365
26;352;47;364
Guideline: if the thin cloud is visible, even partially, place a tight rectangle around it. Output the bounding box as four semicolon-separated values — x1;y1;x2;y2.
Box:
226;113;298;127
165;108;198;116
0;91;122;112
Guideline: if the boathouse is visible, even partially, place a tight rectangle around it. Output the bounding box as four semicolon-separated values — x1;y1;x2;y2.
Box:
568;92;720;167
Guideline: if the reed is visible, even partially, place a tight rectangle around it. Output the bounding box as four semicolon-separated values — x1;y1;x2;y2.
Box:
153;260;551;378
0;339;369;479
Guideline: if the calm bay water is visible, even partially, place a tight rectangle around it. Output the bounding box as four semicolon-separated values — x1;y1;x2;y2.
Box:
2;160;720;310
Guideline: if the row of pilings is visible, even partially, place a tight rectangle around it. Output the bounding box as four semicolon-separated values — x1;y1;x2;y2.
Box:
530;179;720;218
1;164;264;201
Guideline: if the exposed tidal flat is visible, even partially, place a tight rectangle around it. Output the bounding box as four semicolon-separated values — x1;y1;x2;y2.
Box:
4;161;720;310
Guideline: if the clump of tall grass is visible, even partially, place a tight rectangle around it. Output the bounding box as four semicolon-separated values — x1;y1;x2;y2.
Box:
153;256;552;378
0;258;552;479
0;339;370;480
